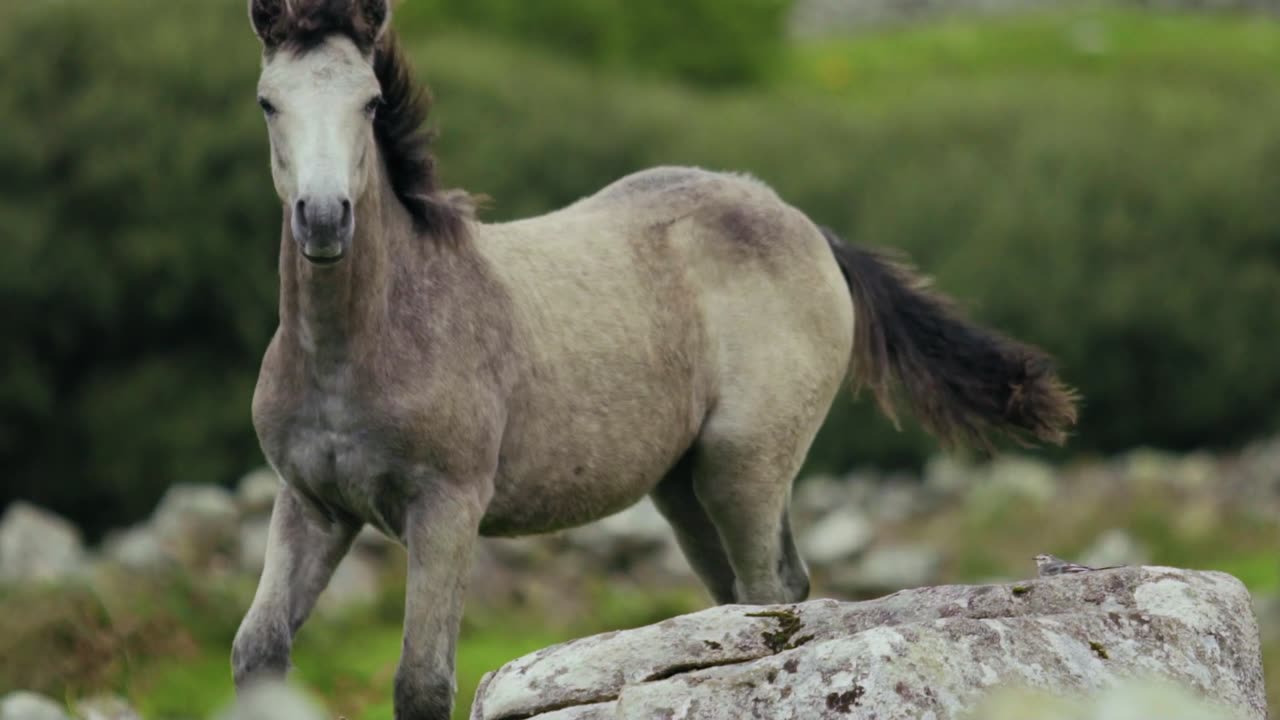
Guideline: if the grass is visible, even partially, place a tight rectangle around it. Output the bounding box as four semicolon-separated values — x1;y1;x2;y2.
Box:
0;575;706;720
785;7;1280;98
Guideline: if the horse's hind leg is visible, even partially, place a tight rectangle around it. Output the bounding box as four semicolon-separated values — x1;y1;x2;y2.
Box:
690;433;812;605
232;486;358;688
650;451;738;604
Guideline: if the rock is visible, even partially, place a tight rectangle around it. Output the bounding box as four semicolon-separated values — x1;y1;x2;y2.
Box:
792;475;847;520
237;517;272;576
236;468;281;516
73;695;140;720
829;542;941;596
316;552;381;615
978;455;1058;506
149;484;239;569
923;454;973;498
0;692;71;720
216;681;326;720
798;506;874;567
1080;528;1149;569
470;567;1265;720
0;501;85;584
562;498;673;572
102;525;170;573
969;678;1246;720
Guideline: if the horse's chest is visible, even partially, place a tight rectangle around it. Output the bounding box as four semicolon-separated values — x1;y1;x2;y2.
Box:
260;390;406;524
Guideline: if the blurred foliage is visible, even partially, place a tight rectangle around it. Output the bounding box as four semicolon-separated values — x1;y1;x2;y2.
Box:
2;1;1280;532
394;0;792;87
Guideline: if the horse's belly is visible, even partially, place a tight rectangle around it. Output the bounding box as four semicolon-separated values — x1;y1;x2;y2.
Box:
480;407;699;537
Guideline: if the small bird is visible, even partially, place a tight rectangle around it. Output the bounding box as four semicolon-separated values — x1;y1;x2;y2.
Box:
1034;553;1119;577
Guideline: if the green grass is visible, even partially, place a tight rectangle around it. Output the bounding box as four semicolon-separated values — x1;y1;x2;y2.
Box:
785;8;1280;98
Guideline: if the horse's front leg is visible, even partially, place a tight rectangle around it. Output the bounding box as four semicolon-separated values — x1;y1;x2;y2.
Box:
231;485;358;688
394;479;489;720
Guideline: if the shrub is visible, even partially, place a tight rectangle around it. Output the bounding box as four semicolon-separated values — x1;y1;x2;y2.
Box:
3;1;1280;532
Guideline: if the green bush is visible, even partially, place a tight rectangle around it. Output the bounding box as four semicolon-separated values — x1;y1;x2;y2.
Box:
3;1;1280;532
395;0;792;87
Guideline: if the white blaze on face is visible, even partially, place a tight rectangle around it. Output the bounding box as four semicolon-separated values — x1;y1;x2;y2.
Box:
256;36;380;221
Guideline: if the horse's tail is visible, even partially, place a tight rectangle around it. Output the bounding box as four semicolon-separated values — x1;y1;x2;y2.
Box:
821;226;1079;450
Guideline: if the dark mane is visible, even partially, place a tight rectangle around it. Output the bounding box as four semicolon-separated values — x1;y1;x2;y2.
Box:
256;0;470;243
371;37;469;244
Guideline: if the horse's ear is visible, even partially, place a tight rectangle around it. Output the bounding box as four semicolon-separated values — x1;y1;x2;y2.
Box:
357;0;391;45
248;0;288;46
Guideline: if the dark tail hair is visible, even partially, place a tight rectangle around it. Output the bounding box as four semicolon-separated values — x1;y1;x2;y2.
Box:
822;227;1079;450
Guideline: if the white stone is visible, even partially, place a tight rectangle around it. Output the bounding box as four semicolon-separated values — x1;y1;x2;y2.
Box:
236;468;281;516
831;542;941;595
74;695;140;720
316;552;381;615
216;681;326;720
0;501;85;584
149;484;239;569
798;505;874;567
0;692;71;720
102;525;170;573
1080;528;1148;569
470;567;1265;720
237;517;272;576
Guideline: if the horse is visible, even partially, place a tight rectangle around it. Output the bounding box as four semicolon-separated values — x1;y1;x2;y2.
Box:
232;1;1079;717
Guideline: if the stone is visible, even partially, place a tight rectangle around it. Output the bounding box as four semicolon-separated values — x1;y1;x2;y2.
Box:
1080;528;1149;569
792;475;847;520
798;506;874;567
968;678;1246;720
470;567;1265;720
829;542;941;596
562;498;673;572
923;454;973;498
236;468;281;516
102;525;170;573
0;692;71;720
237;517;272;576
73;695;140;720
149;484;239;569
0;501;85;584
316;552;381;615
216;681;326;720
977;455;1058;506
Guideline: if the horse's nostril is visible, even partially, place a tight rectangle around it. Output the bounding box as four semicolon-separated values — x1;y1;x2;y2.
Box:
295;199;308;228
340;199;352;228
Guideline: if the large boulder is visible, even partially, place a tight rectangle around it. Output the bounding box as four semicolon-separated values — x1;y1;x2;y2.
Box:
0;502;85;584
469;567;1265;720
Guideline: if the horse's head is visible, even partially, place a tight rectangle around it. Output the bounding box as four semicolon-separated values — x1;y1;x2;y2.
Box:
249;0;391;265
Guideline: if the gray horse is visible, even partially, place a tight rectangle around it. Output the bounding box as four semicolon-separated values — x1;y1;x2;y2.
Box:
232;1;1079;717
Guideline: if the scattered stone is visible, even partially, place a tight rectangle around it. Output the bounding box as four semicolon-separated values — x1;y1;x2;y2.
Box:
74;695;140;720
923;454;973;498
562;498;672;572
1080;528;1148;569
150;484;239;569
792;474;847;520
798;505;874;567
316;552;381;615
471;567;1265;720
237;517;272;576
981;455;1058;506
0;692;71;720
101;525;170;573
830;542;941;596
216;681;326;720
0;501;85;584
236;468;281;516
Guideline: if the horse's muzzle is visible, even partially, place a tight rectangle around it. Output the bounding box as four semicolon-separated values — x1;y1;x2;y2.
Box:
293;195;353;265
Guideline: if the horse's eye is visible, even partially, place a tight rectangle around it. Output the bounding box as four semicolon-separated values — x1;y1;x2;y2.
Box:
364;95;383;117
258;97;277;117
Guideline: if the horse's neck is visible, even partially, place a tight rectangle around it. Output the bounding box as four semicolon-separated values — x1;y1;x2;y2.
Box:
277;172;415;372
